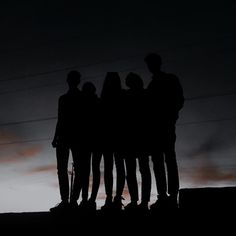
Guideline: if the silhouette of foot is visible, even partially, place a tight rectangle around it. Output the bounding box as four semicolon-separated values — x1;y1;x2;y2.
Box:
137;202;149;211
112;196;124;211
150;198;168;211
150;196;178;210
101;197;113;211
69;201;79;212
124;201;138;211
167;195;179;209
87;199;97;211
50;201;70;213
78;200;88;211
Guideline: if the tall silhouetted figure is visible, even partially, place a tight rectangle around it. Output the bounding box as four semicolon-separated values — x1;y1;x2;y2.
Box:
82;81;103;211
145;53;184;209
100;72;126;210
123;72;151;211
50;70;83;212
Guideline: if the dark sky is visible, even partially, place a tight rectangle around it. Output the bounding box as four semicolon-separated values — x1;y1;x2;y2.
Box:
0;1;236;212
1;1;235;93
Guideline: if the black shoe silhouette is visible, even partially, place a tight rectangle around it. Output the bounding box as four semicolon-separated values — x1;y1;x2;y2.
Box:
50;201;70;213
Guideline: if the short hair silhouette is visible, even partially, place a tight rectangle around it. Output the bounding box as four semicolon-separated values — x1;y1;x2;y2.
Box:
144;53;162;66
66;70;81;88
125;72;144;90
82;81;96;95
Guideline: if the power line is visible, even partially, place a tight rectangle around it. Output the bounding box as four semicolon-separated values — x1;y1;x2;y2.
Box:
0;34;233;83
1;76;236;101
0;117;57;127
0;64;236;101
0;66;144;95
1;101;236;128
1;115;236;146
0;56;145;83
0;138;51;146
1;31;232;56
185;91;236;101
0;83;64;95
177;116;236;126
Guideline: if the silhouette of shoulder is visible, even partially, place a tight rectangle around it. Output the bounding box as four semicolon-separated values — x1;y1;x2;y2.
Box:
165;73;185;109
164;73;182;86
59;89;82;101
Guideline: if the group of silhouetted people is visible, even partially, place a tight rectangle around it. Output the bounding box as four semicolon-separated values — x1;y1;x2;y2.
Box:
50;53;185;213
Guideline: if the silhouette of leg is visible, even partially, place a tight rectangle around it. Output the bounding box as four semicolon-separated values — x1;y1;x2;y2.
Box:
164;127;179;208
114;152;125;199
56;146;70;202
125;154;139;203
164;127;179;195
165;150;179;194
50;146;70;212
87;151;102;210
152;152;167;199
124;153;139;211
70;149;91;210
81;151;91;202
112;152;125;210
90;151;102;202
138;154;151;204
103;152;114;205
70;148;82;203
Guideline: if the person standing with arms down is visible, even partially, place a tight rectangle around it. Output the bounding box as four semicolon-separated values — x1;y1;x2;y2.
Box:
123;72;151;211
81;81;103;211
100;72;126;211
145;53;184;209
50;70;84;212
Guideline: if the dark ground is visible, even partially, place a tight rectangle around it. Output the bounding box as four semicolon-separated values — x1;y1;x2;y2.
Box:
0;187;235;234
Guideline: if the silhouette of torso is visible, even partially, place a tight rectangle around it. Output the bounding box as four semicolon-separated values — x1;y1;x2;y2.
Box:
82;92;101;151
57;88;83;146
147;71;184;124
123;88;148;152
101;90;124;152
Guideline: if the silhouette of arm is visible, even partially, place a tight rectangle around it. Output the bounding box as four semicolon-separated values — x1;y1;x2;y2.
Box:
176;78;184;111
170;74;185;112
52;122;59;148
52;96;63;148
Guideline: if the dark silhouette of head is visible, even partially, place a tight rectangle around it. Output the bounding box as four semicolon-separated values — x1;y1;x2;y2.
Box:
82;81;96;95
101;72;121;99
144;53;162;75
125;72;144;90
66;70;81;89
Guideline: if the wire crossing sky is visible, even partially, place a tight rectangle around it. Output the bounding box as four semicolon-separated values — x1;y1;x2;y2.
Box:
0;1;236;212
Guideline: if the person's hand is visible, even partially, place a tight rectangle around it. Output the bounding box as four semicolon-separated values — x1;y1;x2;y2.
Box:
52;139;58;148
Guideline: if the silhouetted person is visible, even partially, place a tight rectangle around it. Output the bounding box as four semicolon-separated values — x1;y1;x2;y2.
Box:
100;72;126;210
50;70;84;212
145;53;184;209
81;81;103;211
123;72;151;211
